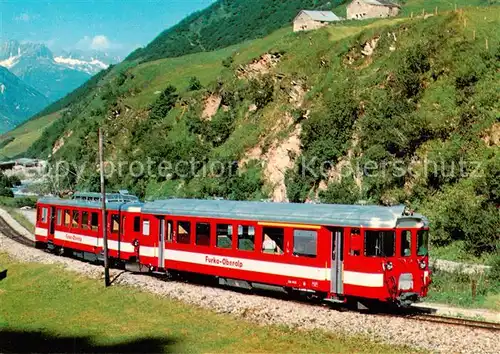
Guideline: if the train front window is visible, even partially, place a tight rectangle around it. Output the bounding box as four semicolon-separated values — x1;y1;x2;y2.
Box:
400;230;411;257
417;230;429;256
364;230;395;257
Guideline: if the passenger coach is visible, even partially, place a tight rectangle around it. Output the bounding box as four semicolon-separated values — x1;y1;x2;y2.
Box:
35;194;431;307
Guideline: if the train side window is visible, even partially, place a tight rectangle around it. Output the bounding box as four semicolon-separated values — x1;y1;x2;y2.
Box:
64;210;71;227
262;227;284;255
196;223;211;246
133;216;141;232
401;230;411;257
143;219;150;236
166;220;173;242
111;214;120;233
350;228;361;256
82;211;89;230
90;212;99;231
293;230;317;258
41;208;48;223
365;231;395;257
216;224;233;249
238;225;255;251
72;210;80;228
56;209;62;225
177;221;191;244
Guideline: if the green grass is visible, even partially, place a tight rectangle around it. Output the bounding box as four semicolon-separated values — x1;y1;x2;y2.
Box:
399;0;497;16
0;253;418;353
426;269;500;310
0;111;62;159
432;242;498;266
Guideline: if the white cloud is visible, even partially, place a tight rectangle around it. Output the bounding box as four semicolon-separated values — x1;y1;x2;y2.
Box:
75;35;121;52
91;35;110;50
14;13;39;22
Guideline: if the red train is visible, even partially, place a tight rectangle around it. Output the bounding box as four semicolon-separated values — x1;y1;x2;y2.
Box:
35;192;431;307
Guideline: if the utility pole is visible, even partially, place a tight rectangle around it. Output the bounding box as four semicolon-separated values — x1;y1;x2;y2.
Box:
99;128;110;287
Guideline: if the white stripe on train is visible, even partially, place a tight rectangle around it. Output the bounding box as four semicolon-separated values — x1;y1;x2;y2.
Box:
39;231;384;287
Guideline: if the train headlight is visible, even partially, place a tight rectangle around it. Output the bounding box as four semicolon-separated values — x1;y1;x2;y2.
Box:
385;261;393;271
419;260;426;269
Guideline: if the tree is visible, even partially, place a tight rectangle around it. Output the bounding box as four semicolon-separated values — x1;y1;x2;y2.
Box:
0;172;13;189
188;76;202;91
149;85;178;120
0;187;14;198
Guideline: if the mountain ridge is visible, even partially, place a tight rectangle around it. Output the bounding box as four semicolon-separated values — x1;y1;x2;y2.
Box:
0;66;49;134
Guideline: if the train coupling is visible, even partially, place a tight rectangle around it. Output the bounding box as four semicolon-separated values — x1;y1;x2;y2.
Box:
397;292;419;307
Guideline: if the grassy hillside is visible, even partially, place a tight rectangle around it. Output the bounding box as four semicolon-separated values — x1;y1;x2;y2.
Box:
0;111;61;160
3;3;499;260
126;0;496;64
125;0;345;63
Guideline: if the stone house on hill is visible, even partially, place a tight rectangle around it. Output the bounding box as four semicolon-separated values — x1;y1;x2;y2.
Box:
347;0;401;20
293;10;343;32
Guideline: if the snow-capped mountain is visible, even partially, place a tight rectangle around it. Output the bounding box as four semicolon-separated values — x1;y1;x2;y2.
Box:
0;40;119;133
0;40;119;103
0;66;48;134
54;50;120;75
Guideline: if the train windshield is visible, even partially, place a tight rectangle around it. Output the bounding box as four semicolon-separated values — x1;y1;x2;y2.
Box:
417;230;429;256
365;231;395;257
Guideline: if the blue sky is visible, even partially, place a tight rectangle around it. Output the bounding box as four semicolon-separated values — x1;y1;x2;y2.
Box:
0;0;216;57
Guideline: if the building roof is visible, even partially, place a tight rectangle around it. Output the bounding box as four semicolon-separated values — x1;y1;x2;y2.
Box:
360;0;401;8
142;198;425;228
299;10;343;22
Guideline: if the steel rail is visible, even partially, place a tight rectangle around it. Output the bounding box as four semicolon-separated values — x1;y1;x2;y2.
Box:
409;314;500;331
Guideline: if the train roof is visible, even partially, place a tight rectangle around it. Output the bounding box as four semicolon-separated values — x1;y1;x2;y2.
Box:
37;197;143;211
72;192;139;203
142;199;427;228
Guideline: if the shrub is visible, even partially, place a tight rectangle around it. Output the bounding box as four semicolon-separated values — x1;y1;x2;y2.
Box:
0;188;14;198
0;196;37;208
320;177;360;205
149;85;178;120
222;55;234;68
489;256;500;283
8;175;21;187
248;75;274;109
188;76;202;91
0;172;12;189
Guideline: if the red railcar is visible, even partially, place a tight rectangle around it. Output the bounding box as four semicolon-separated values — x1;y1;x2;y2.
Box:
35;194;431;306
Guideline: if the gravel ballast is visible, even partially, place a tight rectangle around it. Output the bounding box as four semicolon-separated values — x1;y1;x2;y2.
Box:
1;232;499;354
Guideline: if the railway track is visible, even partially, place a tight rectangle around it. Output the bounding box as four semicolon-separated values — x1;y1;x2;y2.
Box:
408;314;500;332
0;215;35;248
1;214;499;332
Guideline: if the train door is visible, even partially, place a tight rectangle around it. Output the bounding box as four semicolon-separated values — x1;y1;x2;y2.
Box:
157;217;173;269
48;206;56;240
331;228;344;295
157;216;165;268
